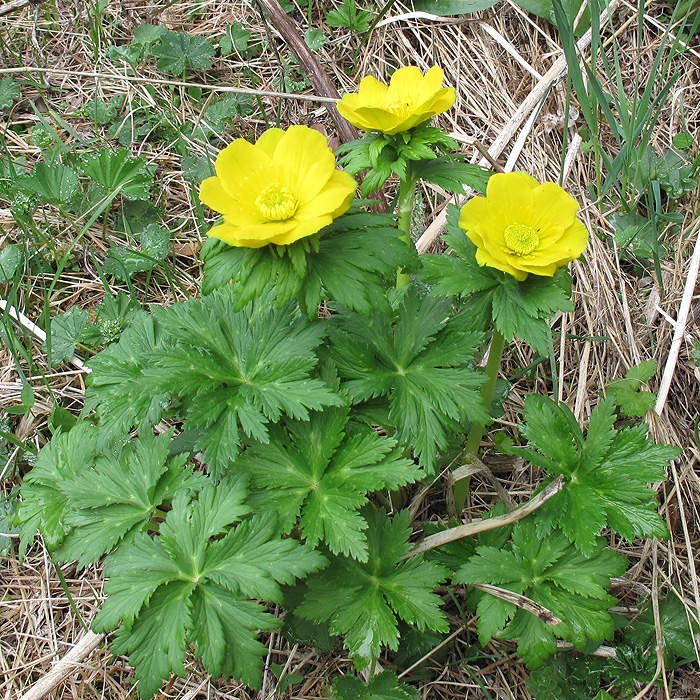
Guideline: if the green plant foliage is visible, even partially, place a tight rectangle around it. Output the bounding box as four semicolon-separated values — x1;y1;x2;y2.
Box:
499;396;679;554
625;594;700;666
17;422;99;555
201;206;413;315
0;77;21;110
16;162;79;206
203;94;255;135
104;224;170;280
85;289;342;476
78;148;154;200
219;22;250;55
339;126;458;196
281;582;336;652
236;405;420;560
325;0;372;31
82;95;125;125
526;652;608;700
0;243;23;282
611;211;665;263
54;430;207;568
455;518;627;668
296;508;449;669
334;670;420;700
82;311;168;440
0;490;19;556
44;306;90;367
94;291;141;344
92;477;327;698
603;359;657;418
304;27;325;51
152;30;216;75
603;643;658;695
328;288;487;471
410;156;491;195
421;205;574;353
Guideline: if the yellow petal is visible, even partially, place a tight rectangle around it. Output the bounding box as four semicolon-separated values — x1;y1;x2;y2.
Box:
554;219;589;265
414;87;456;117
352;106;404;133
417;66;445;98
387;66;424;102
337;101;374;131
485;172;538;225
268;216;333;245
475;247;528;281
215;138;274;193
255;128;285;158
199;176;238;216
205;221;265;248
509;258;558;277
530;182;580;239
459;194;494;233
295;170;356;221
275;125;335;199
357;75;389;105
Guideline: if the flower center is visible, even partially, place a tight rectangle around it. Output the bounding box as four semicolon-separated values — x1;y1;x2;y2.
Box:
382;97;413;119
503;223;539;255
255;183;298;221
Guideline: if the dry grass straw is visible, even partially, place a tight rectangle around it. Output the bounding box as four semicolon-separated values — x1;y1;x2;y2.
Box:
1;0;699;697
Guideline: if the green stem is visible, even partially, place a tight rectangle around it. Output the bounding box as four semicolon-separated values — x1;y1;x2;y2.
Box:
453;329;507;511
49;550;89;632
395;177;416;289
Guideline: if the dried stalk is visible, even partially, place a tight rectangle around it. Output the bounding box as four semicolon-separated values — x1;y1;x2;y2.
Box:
405;476;564;558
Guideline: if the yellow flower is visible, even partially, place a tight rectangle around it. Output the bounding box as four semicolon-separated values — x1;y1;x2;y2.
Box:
337;66;456;135
459;172;588;281
199;125;357;248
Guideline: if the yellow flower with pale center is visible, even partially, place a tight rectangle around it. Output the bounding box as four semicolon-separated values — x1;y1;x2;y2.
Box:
199;125;357;248
459;172;589;281
337;66;456;136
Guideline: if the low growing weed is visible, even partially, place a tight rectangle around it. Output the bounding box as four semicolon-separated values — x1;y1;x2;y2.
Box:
6;59;685;700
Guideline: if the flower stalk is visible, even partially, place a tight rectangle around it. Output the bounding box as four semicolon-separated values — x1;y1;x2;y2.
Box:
453;328;507;512
395;176;416;288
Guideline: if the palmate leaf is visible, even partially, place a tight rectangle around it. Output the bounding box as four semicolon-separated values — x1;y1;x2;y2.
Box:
84;288;342;476
236;405;421;560
603;359;657;418
104;223;170;280
296;508;449;669
144;289;342;476
16;162;79;205
421;205;574;352
54;430;207;568
327;288;487;471
44;306;90;367
201;205;413;315
152;30;216;74
502;395;680;554
410;156;491;194
17;422;99;556
83;311;169;442
455;518;627;668
78;148;154;200
93;479;326;698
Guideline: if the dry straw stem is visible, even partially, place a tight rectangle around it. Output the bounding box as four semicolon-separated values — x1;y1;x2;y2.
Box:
17;631;104;700
0;66;338;104
655;217;700;415
406;476;564;558
469;584;562;625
